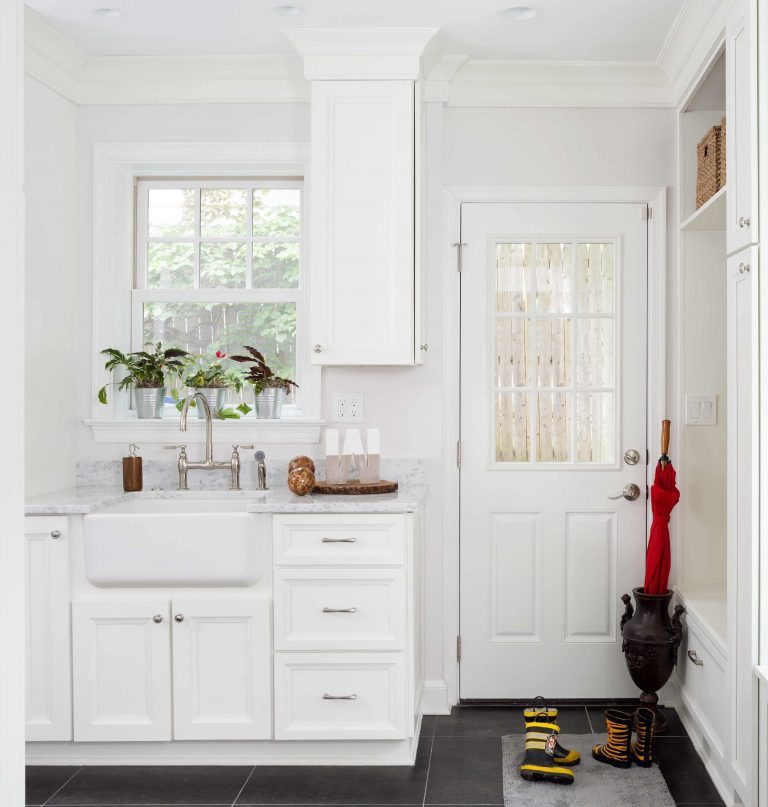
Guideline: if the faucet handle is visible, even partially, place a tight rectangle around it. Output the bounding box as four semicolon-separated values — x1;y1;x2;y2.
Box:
233;444;254;451
164;443;187;453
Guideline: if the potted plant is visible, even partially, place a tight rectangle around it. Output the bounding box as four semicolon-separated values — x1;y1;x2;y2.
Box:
230;345;298;419
98;342;191;419
179;351;245;419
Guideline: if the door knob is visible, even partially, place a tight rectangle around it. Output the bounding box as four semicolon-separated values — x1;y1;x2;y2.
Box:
608;483;642;502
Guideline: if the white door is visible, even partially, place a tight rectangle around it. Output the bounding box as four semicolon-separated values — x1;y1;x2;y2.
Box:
459;202;648;699
25;517;71;741
172;598;272;740
73;600;171;741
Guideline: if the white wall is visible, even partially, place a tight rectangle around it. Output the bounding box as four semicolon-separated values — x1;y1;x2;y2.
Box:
25;76;78;496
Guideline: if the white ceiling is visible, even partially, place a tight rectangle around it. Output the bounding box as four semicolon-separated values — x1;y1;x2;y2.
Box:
25;0;685;62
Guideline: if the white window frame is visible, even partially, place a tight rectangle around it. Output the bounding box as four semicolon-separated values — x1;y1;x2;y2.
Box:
134;178;306;418
86;142;322;444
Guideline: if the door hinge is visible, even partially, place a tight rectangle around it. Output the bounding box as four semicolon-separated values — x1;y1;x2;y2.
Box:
457;635;462;662
642;205;652;220
452;241;467;272
456;440;462;468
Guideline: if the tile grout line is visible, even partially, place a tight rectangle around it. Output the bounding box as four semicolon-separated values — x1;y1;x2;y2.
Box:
584;705;594;734
420;716;437;807
230;765;256;807
40;766;84;807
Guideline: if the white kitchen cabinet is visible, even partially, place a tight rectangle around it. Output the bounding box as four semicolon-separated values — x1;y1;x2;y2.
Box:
25;516;72;741
309;80;416;365
73;599;172;742
727;246;759;805
726;0;758;253
171;598;272;740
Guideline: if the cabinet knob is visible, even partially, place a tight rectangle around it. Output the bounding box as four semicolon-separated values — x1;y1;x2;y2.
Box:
153;614;164;624
50;530;61;540
174;614;184;623
313;344;322;353
739;216;751;228
420;344;428;352
739;263;751;274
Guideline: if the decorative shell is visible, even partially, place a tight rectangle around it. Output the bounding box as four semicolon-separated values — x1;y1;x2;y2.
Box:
288;466;315;496
288;455;316;475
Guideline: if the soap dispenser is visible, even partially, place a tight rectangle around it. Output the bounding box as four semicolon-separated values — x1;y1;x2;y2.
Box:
122;444;143;492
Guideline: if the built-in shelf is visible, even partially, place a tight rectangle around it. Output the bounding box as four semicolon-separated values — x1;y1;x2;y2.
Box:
680;186;726;232
674;584;727;658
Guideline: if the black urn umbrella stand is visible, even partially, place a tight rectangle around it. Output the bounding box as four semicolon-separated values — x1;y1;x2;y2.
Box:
620;587;685;734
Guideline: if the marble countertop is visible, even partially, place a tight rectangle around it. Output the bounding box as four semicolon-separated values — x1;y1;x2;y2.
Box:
25;485;427;515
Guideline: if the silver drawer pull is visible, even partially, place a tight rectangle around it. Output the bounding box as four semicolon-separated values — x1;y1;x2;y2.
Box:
321;537;357;543
687;650;704;666
323;693;357;700
322;607;358;614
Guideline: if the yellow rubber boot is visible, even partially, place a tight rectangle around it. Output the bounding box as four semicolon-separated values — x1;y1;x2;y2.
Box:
631;707;656;768
519;720;575;785
523;697;581;766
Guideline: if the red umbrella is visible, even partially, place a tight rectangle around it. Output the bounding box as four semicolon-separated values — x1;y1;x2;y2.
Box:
644;420;680;595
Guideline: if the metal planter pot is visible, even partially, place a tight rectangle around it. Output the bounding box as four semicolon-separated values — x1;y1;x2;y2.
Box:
192;387;228;419
254;386;285;419
134;387;166;419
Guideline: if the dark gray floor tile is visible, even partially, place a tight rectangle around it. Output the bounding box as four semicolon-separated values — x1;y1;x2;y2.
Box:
587;703;686;736
435;704;589;737
425;737;502;805
420;714;436;736
25;766;81;806
235;739;430;805
654;737;725;805
47;765;252;805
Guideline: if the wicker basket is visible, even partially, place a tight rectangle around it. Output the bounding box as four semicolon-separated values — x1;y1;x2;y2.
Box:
696;123;724;208
719;115;726;189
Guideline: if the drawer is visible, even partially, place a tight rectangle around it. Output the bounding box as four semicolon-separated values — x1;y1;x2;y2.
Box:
274;568;405;650
677;617;726;756
273;514;405;566
274;652;406;740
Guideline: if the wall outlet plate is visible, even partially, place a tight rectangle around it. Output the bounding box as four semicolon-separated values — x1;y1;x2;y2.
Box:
685;393;717;426
333;393;364;422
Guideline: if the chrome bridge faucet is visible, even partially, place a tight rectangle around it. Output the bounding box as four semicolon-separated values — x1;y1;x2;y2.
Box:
164;391;254;491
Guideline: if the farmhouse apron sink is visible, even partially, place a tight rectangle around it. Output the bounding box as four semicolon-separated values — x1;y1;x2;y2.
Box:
83;497;262;587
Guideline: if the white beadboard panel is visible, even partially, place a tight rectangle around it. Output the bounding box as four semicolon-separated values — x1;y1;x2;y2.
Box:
274;568;406;651
563;511;617;642
489;511;542;642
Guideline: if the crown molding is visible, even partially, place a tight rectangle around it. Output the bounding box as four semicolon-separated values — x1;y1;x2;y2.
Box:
280;27;439;80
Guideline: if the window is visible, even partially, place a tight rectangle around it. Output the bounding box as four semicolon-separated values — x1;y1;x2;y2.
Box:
134;179;305;416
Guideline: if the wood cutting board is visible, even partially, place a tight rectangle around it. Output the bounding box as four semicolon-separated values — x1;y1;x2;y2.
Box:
312;479;398;495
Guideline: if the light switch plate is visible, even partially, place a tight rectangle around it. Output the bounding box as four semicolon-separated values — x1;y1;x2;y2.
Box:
685;394;717;426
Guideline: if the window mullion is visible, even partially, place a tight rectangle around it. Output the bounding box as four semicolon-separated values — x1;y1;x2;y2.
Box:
246;188;253;289
194;187;201;289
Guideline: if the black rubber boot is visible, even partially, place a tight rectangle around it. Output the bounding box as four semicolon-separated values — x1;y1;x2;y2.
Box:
592;708;633;769
523;697;580;766
519;718;575;785
631;707;656;767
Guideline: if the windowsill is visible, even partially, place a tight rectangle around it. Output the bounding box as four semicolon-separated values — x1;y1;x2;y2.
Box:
85;417;325;444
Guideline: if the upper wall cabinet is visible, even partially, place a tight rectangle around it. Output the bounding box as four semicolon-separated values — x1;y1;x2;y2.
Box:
726;0;758;253
309;81;416;365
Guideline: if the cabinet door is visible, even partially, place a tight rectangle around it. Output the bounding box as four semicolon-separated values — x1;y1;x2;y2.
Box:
727;246;759;804
726;0;758;252
25;516;71;741
310;80;415;365
172;598;272;740
73;600;171;741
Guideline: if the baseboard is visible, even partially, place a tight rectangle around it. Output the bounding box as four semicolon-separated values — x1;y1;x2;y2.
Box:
420;679;451;715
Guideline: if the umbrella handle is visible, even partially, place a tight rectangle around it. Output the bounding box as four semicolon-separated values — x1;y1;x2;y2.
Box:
660;420;671;458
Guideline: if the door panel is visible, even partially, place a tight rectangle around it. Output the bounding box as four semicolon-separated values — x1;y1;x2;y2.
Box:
460;202;648;699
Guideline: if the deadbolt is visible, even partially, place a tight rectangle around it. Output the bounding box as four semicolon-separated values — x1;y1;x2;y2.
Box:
624;449;641;466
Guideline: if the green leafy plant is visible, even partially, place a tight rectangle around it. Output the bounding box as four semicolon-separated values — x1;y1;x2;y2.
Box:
230;345;299;396
98;343;190;404
183;351;244;391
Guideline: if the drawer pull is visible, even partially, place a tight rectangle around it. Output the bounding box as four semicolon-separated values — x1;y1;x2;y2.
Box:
687;650;704;666
321;537;357;543
323;693;358;700
322;607;358;614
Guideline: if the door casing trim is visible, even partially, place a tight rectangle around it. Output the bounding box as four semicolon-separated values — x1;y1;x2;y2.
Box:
441;185;667;705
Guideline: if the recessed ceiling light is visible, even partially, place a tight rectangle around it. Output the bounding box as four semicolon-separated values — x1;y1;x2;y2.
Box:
92;7;126;19
273;4;304;15
500;6;542;20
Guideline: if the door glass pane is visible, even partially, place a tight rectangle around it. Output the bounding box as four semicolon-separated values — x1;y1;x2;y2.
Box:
538;392;571;462
199;243;247;288
576;243;614;313
147;188;195;237
576;319;614;387
536;318;571;387
495;392;529;462
253;189;301;237
577;393;615;463
536;243;573;313
496;243;532;313
200;189;247;237
147;242;194;289
496;319;529;387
